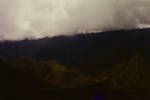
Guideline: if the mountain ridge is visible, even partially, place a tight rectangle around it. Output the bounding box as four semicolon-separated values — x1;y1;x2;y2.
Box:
0;28;149;70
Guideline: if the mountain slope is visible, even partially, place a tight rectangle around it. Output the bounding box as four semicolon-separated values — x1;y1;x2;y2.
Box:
0;28;150;71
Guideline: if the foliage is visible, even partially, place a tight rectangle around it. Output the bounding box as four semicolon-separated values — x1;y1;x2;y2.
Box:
0;53;150;98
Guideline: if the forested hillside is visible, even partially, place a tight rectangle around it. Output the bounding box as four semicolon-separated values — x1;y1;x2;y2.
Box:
0;29;150;99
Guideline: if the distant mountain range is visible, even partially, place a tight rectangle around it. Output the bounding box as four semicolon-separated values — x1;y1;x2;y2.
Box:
0;28;150;70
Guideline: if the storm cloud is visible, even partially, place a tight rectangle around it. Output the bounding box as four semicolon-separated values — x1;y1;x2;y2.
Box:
0;0;150;40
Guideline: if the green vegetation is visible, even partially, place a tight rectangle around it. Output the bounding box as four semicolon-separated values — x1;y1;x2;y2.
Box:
0;54;150;99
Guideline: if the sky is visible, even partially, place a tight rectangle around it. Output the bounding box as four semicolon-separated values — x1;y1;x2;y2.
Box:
0;0;150;40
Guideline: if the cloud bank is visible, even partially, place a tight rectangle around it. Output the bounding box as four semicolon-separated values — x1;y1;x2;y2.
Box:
0;0;150;40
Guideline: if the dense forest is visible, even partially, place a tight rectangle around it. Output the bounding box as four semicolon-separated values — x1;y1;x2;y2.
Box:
0;29;150;99
0;54;150;99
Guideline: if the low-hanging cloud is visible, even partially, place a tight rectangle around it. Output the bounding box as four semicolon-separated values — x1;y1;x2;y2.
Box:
0;0;150;40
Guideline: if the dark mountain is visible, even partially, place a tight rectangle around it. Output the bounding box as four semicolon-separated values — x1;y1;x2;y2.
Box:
0;28;150;99
0;28;149;69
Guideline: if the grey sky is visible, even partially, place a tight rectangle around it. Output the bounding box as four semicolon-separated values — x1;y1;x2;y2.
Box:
0;0;150;40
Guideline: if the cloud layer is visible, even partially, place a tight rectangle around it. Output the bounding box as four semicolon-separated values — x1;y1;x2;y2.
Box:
0;0;150;40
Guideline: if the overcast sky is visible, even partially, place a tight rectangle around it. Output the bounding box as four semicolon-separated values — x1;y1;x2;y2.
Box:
0;0;150;40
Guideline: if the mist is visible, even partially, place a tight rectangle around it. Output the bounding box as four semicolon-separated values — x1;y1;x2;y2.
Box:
0;0;150;40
